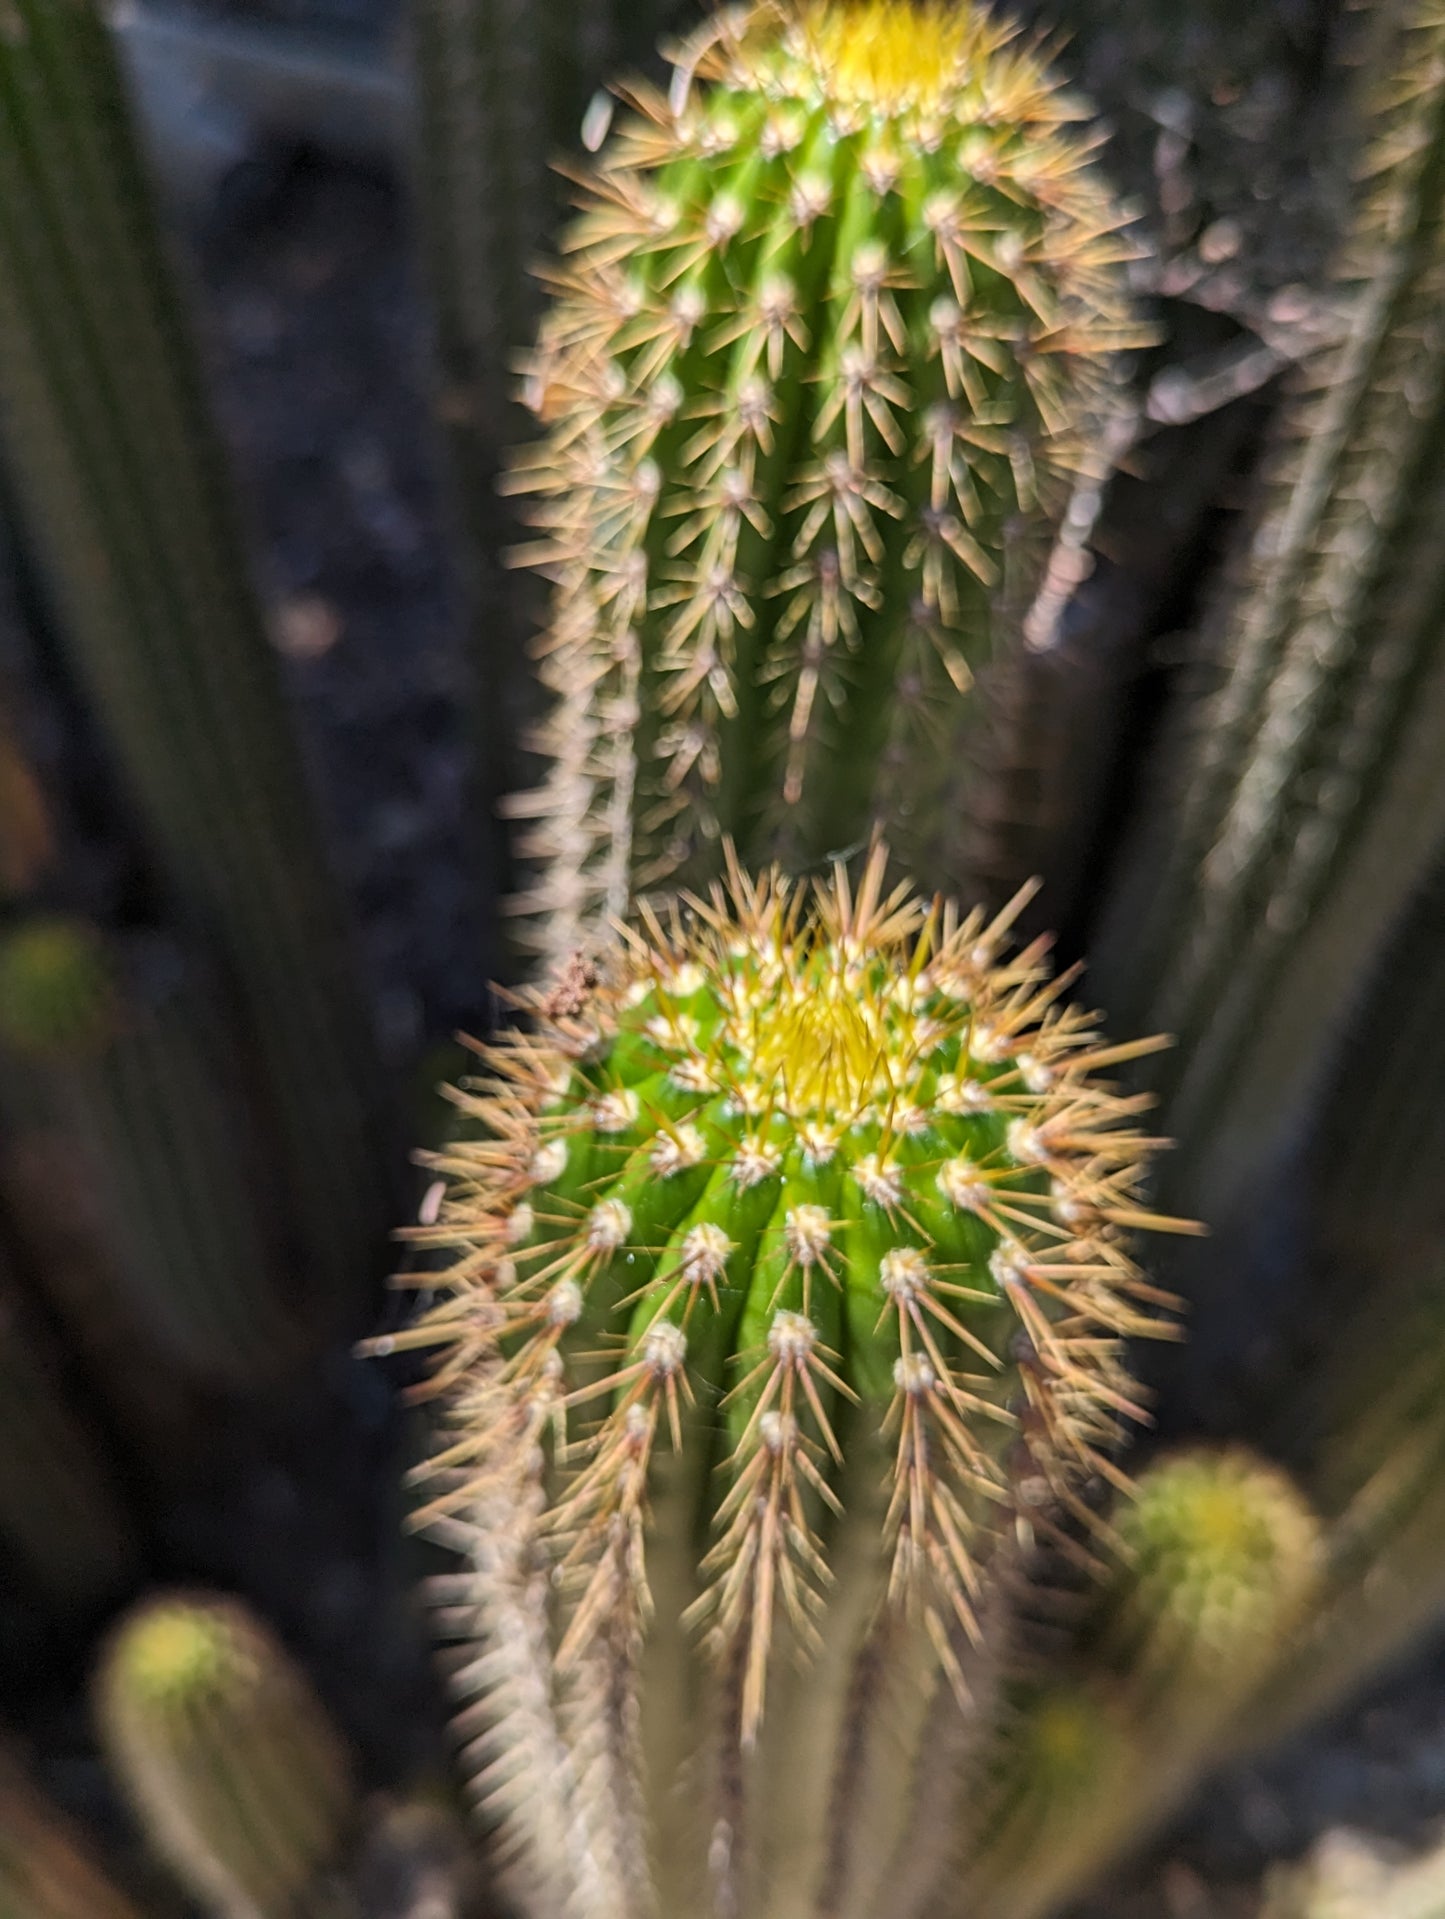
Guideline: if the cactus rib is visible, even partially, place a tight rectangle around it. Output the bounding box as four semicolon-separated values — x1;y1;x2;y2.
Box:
503;0;1147;965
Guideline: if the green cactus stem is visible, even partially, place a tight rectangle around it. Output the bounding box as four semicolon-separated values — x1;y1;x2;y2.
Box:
0;1751;149;1919
0;1260;136;1605
1092;0;1445;1212
392;844;1190;1917
96;1594;356;1919
0;916;311;1385
0;0;391;1316
954;1446;1322;1919
500;0;1147;966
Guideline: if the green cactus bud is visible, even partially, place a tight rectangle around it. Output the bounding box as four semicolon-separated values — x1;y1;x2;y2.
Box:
96;1595;356;1919
399;846;1189;1916
504;0;1147;964
1104;1445;1323;1698
0;1751;149;1919
0;916;119;1059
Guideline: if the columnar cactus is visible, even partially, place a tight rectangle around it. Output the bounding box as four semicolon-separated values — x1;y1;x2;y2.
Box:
398;846;1187;1917
0;1752;148;1919
0;0;391;1316
96;1594;356;1919
503;0;1146;964
1093;0;1445;1207
0;917;309;1384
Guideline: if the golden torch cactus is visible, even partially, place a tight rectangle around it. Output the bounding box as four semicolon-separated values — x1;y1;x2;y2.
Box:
394;846;1188;1917
505;0;1146;965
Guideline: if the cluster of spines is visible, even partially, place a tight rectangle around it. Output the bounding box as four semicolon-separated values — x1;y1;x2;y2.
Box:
503;0;1147;964
96;1593;355;1919
395;845;1189;1822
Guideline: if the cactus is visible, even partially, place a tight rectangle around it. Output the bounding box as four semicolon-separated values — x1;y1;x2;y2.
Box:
410;0;693;958
499;0;1148;965
1100;1445;1323;1706
0;1261;136;1604
1092;0;1445;1211
0;915;317;1384
96;1594;356;1919
0;0;391;1316
411;0;689;460
0;1751;149;1919
952;1446;1322;1919
396;843;1188;1917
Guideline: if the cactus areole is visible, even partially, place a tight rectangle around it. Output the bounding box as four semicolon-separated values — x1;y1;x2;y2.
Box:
400;848;1185;1911
507;0;1145;962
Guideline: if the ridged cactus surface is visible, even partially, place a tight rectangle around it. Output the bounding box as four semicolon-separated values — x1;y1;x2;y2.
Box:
1093;0;1445;1205
0;0;390;1317
399;846;1185;1917
0;1752;147;1919
0;918;307;1385
96;1595;355;1919
506;0;1145;963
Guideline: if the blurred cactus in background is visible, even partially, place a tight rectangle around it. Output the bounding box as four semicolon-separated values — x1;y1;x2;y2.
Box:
97;1593;356;1919
0;1751;149;1919
0;1264;136;1606
0;915;313;1384
400;843;1188;1916
497;0;1148;964
0;0;393;1326
1094;0;1445;1215
953;1446;1322;1919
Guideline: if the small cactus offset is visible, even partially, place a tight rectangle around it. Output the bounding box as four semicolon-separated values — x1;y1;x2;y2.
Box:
956;1446;1322;1919
399;844;1188;1917
504;0;1147;964
96;1594;356;1919
1102;1445;1323;1708
0;1751;148;1919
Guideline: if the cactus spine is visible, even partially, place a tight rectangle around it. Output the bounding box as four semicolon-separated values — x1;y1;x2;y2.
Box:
0;916;312;1384
96;1594;356;1919
504;0;1146;965
0;1752;149;1919
1094;0;1445;1206
400;844;1188;1917
0;0;390;1313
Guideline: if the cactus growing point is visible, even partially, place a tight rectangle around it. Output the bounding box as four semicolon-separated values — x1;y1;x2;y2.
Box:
96;1594;355;1919
505;0;1147;963
398;845;1190;1915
